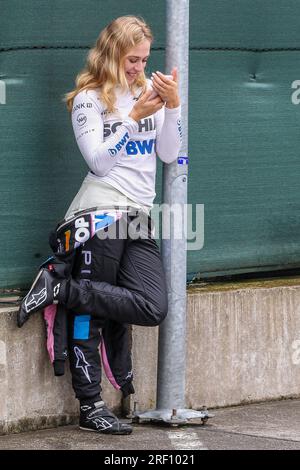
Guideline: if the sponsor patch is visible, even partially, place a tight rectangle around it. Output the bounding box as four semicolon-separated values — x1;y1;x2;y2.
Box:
178;156;189;165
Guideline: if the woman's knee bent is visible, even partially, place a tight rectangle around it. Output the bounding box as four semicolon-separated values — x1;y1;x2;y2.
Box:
146;295;168;326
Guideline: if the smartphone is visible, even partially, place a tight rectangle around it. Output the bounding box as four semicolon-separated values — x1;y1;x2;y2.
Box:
149;73;173;99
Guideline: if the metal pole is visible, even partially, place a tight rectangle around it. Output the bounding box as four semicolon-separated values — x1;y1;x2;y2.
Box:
157;0;189;410
134;0;212;424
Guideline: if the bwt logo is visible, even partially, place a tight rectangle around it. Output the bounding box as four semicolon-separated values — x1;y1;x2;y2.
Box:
291;80;300;104
108;132;129;157
0;80;6;104
108;148;117;157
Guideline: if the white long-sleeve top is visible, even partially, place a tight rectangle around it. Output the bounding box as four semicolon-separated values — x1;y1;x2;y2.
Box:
67;80;182;214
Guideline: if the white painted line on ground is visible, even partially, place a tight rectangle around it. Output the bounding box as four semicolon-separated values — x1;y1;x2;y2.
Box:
168;430;208;450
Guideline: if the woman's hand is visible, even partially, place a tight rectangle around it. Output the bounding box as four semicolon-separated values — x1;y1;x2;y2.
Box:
129;89;165;122
151;68;180;108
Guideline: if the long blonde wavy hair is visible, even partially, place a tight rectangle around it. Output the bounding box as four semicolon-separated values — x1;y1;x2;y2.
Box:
63;15;153;113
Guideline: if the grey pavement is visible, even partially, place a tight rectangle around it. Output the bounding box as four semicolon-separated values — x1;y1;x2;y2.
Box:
0;399;300;450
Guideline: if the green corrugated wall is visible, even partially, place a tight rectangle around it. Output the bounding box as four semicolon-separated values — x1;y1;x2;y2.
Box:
188;0;300;280
1;0;300;288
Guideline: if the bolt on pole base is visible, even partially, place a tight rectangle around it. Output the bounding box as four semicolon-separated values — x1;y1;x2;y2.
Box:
132;408;214;426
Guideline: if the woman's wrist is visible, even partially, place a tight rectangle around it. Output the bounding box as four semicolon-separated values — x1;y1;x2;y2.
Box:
165;98;180;109
129;110;140;122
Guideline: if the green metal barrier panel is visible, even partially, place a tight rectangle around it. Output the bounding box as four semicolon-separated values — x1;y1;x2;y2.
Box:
190;0;300;49
188;51;300;280
187;0;300;280
0;0;166;49
1;0;300;288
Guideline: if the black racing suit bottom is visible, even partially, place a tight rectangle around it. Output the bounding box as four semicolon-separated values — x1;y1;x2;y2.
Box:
66;212;168;404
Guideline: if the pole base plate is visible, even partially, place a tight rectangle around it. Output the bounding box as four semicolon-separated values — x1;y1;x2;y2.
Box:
132;408;214;426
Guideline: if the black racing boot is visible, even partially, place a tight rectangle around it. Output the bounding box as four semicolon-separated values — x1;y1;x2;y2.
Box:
17;266;67;328
79;401;133;435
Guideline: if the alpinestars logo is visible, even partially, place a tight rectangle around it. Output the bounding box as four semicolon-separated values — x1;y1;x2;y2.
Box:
88;417;112;431
74;346;92;383
25;280;47;313
53;283;61;297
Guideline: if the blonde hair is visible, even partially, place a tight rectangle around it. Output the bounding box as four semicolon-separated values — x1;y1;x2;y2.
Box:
63;15;153;113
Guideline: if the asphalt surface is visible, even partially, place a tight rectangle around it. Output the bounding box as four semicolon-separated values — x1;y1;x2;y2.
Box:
0;399;300;451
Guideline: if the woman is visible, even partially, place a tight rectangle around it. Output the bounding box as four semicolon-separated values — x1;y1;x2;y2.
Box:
18;15;181;435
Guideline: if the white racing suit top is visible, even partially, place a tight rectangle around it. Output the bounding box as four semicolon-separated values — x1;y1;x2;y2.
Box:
66;78;182;217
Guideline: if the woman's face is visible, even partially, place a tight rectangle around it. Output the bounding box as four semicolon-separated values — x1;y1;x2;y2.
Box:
123;39;151;85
